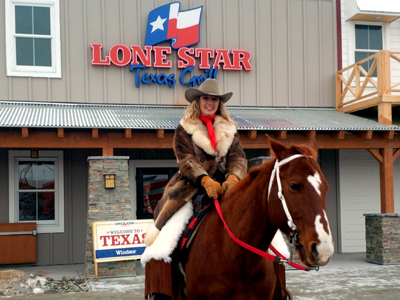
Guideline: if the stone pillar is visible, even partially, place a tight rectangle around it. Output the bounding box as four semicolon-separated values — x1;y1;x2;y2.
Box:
364;213;400;265
85;156;136;277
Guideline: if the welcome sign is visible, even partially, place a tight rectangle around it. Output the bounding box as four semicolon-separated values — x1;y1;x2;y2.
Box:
92;220;152;263
91;2;252;88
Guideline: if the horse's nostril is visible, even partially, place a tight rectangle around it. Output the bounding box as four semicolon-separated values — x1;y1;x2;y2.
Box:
311;242;319;261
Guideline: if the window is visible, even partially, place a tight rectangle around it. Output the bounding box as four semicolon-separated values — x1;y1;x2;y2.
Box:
9;151;64;233
354;24;383;77
5;0;61;78
129;160;178;219
136;167;178;220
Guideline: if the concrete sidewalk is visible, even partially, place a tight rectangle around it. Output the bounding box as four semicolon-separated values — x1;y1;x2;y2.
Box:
1;253;400;299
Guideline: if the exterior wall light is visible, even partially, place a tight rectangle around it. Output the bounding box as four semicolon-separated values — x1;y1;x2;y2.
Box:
104;173;116;189
31;149;38;158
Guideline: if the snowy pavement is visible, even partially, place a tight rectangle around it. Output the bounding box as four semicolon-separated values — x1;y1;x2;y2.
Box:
2;253;400;299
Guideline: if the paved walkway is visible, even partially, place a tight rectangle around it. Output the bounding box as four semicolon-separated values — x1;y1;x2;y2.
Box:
1;253;400;299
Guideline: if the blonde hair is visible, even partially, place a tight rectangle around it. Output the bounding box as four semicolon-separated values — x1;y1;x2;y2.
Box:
183;97;236;125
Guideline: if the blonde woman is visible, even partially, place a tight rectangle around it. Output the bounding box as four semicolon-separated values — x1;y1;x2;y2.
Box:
143;79;247;300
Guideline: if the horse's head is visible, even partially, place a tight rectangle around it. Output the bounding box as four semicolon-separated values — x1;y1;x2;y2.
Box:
266;136;334;267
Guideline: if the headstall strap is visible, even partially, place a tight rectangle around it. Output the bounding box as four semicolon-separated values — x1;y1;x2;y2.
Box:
267;154;305;233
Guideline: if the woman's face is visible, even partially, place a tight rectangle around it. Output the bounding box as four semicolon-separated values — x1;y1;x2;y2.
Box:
199;95;220;117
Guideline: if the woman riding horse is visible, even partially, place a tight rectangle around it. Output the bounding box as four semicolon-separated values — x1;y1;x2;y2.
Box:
142;79;248;300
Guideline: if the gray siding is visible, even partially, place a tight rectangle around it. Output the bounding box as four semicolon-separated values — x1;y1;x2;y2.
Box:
0;0;337;107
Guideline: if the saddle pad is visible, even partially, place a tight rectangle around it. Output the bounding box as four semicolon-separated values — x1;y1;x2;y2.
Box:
179;202;214;265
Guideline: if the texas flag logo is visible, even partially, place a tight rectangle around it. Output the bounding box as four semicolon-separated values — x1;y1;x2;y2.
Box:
145;2;203;49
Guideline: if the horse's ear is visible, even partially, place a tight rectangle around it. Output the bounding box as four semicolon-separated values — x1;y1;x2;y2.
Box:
266;135;290;161
307;139;318;152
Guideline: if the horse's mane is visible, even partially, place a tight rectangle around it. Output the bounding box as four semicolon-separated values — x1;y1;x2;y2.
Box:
225;142;318;198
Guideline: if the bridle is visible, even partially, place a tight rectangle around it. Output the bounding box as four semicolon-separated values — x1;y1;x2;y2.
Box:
267;154;307;250
214;154;318;271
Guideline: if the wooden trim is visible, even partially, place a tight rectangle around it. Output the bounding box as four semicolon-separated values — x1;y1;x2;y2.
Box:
246;130;257;139
332;131;345;140
92;128;99;138
379;147;395;213
125;129;132;138
305;130;316;139
156;129;164;139
380;131;394;140
57;128;64;138
358;131;373;139
2;131;400;150
367;149;383;164
22;127;28;138
378;102;392;125
393;149;400;163
102;147;113;156
275;130;287;139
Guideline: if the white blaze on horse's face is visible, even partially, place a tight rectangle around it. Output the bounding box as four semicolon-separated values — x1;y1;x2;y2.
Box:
314;210;334;264
307;172;321;196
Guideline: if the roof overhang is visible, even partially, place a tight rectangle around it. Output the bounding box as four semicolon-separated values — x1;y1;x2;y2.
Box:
0;101;397;131
346;0;400;23
0;101;399;152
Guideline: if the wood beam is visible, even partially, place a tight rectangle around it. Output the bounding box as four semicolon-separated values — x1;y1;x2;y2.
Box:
378;102;392;125
380;131;394;140
22;127;28;138
57;128;64;138
332;130;345;140
125;129;132;138
305;130;316;139
156;129;164;139
367;149;383;164
102;147;113;156
92;128;99;138
2;131;400;150
379;147;395;213
393;149;400;163
358;130;373;139
275;130;287;139
246;130;257;139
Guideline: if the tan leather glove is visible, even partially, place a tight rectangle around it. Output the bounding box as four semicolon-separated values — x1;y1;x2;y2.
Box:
201;176;223;199
222;174;239;193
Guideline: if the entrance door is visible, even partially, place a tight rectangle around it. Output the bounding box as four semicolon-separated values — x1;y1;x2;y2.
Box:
136;167;178;220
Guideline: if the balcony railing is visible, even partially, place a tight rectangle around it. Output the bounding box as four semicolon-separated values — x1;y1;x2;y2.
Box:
335;50;400;125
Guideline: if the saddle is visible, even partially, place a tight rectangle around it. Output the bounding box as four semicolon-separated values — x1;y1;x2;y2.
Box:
179;195;214;269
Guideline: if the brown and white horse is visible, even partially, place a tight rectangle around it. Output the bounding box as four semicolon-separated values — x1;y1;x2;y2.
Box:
184;137;334;300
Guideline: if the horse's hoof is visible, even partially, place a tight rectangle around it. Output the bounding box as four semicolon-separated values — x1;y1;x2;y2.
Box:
144;224;160;246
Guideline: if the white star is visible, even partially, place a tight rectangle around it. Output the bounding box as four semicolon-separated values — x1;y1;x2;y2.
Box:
150;15;167;33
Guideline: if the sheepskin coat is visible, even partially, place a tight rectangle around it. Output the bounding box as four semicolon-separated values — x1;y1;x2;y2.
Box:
153;115;247;230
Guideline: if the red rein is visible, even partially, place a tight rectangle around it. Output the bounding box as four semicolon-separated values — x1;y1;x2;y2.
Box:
213;198;310;271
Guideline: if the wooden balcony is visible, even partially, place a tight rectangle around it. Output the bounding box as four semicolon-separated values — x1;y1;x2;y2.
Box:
336;50;400;125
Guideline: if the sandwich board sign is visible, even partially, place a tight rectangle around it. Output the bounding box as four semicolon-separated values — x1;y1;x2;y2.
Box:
92;219;153;280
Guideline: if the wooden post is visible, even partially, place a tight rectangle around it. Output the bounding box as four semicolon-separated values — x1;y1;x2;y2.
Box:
379;147;395;213
377;50;391;96
335;72;342;109
378;102;392;125
102;147;113;156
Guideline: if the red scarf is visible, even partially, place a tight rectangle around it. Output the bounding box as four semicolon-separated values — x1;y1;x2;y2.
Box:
199;114;217;150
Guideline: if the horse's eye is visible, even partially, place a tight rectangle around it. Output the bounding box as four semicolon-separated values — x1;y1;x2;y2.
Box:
290;184;301;192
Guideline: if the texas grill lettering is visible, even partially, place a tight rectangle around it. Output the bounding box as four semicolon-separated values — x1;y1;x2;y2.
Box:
99;233;146;247
91;44;253;88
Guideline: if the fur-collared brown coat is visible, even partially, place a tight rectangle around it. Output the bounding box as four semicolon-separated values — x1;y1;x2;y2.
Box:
153;115;247;231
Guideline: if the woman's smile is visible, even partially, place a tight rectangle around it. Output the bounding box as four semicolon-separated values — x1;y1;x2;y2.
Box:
199;95;220;116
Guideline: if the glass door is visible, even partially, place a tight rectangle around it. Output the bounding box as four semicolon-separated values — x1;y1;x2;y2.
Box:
136;167;178;220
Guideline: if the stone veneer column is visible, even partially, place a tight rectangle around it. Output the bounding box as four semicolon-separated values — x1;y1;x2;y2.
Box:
85;156;136;277
364;213;400;265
